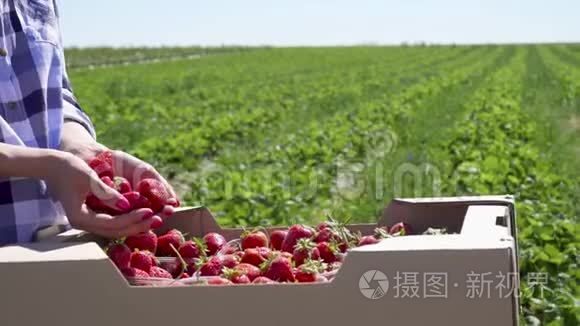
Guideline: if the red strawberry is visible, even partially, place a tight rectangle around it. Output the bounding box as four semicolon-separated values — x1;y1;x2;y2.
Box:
149;266;173;279
241;229;269;250
179;272;190;279
263;256;295;283
199;256;224;276
269;230;287;251
123;191;151;210
107;243;131;269
317;242;339;264
316;221;332;231
136;178;172;212
389;222;412;235
121;267;149;278
221;254;240;268
178;239;204;259
252;276;275;284
314;227;340;243
156;229;185;257
159;257;185;278
125;231;158;253
222;268;251;284
89;151;114;179
292;238;320;267
294;259;327;283
281;224;314;253
114;177;132;193
100;176;115;189
207;277;232;285
234;263;261;281
220;244;238;255
241;248;267;267
358;235;380;247
130;250;154;273
203;232;226;256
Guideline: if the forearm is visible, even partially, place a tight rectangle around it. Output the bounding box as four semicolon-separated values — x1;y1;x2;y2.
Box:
0;143;64;179
60;120;106;161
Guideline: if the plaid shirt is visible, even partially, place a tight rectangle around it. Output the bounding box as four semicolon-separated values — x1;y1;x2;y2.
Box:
0;0;95;245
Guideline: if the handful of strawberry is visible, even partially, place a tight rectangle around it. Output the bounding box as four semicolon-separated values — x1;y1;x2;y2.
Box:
85;151;179;220
105;219;431;286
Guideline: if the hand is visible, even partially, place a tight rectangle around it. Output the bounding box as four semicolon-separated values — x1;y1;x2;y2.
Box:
44;151;159;238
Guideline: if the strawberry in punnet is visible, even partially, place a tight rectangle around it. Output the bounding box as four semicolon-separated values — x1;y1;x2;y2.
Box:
130;250;155;273
316;241;339;264
292;238;320;267
269;230;287;251
149;266;173;279
263;255;295;283
107;243;131;269
220;243;238;255
159;257;186;278
252;276;275;284
256;247;272;259
294;260;327;283
156;229;185;257
389;222;412;235
178;239;205;259
125;231;158;253
221;254;240;268
121;267;149;278
281;224;314;253
136;178;172;212
241;229;269;250
179;272;190;279
207;277;233;285
358;235;380;247
240;248;267;267
114;177;132;194
123;191;151;210
203;232;226;256
89;150;114;179
222;268;251;284
199;256;224;276
314;227;340;243
234;263;261;281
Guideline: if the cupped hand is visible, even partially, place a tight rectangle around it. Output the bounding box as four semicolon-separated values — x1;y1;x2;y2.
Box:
44;151;160;238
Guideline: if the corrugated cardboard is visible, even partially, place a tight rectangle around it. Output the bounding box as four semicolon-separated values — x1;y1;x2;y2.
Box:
0;195;519;326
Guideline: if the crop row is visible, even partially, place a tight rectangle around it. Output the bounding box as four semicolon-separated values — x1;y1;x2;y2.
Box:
434;48;578;325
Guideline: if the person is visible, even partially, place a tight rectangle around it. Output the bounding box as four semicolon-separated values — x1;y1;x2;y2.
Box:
0;0;175;245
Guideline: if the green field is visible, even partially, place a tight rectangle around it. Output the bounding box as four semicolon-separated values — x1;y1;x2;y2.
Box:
67;45;579;325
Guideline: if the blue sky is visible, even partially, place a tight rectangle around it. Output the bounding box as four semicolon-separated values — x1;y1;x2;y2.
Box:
59;0;579;47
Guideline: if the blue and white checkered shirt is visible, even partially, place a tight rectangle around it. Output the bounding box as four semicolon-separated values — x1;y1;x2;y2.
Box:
0;0;95;245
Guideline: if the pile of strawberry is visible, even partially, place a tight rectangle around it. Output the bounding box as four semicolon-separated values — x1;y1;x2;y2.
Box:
86;151;178;226
105;220;414;286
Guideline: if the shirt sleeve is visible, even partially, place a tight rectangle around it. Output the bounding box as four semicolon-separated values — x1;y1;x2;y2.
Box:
53;0;97;139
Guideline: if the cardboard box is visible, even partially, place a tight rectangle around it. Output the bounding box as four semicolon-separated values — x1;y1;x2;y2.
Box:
0;195;519;326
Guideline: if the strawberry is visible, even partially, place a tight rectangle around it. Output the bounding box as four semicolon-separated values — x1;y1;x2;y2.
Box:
316;242;339;264
389;222;412;235
121;267;149;278
178;239;205;259
179;272;190;279
149;266;173;279
220;243;239;255
292;238;320;267
199;256;224;276
281;224;314;253
136;178;172;212
89;151;114;179
358;235;380;247
123;191;151;210
156;229;185;257
221;254;240;268
240;248;267;267
114;177;132;193
294;259;327;283
125;231;158;253
107;243;131;269
252;276;275;284
130;250;154;273
185;259;202;276
316;221;332;231
263;255;295;283
222;267;251;284
207;277;232;285
234;263;261;281
159;257;186;278
269;230;287;251
241;229;269;250
314;227;340;243
203;232;226;256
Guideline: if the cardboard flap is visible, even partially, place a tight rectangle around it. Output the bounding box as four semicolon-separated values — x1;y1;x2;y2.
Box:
0;242;107;263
